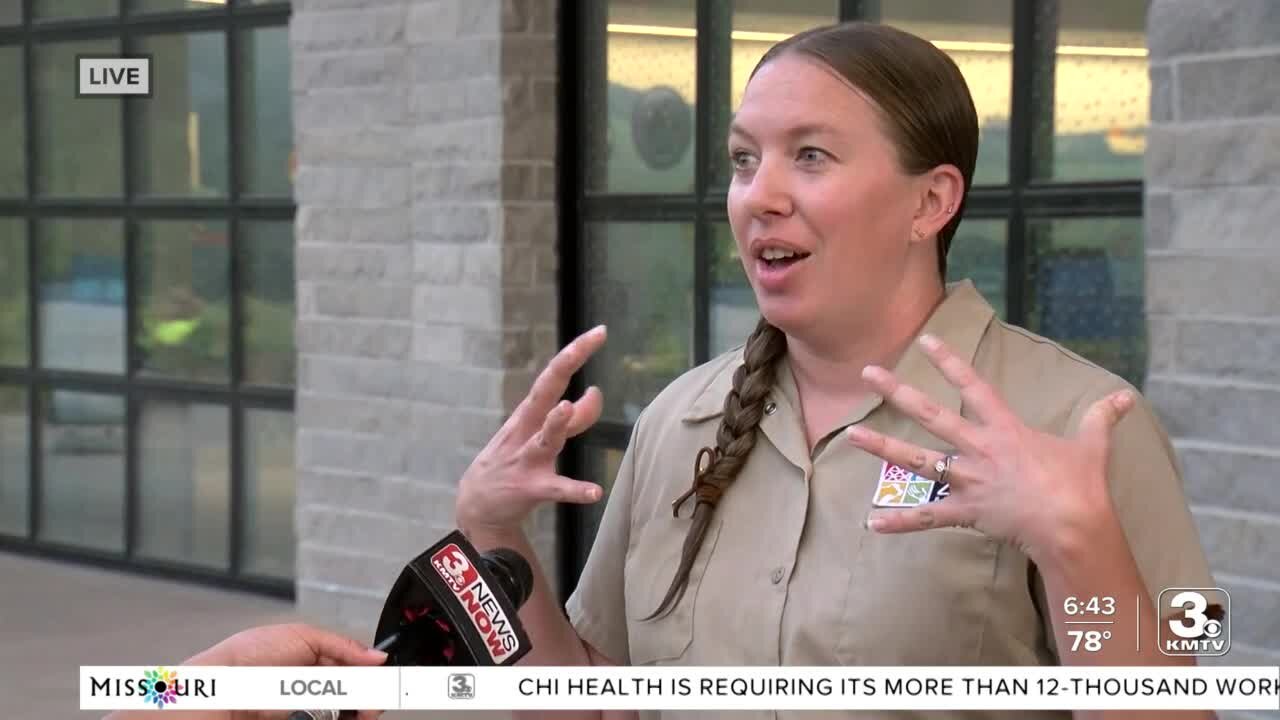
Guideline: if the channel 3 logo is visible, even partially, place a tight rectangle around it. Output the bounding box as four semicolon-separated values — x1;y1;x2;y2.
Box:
1159;587;1230;657
448;673;475;700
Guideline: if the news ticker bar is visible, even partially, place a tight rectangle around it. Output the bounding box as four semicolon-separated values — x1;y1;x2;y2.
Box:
81;665;1280;711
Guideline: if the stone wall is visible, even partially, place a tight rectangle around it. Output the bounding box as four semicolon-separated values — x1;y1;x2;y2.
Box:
290;0;562;640
1145;0;1280;695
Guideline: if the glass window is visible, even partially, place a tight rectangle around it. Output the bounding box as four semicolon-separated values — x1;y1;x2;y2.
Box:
0;6;22;24
134;32;229;197
878;0;1013;186
0;386;29;538
242;408;294;580
137;399;229;569
586;1;697;194
709;1;840;187
710;223;758;356
240;26;294;197
39;390;126;552
1033;1;1149;181
578;444;625;556
1028;217;1146;386
38;220;125;374
34;0;117;20
129;0;229;13
0;220;28;367
241;221;295;386
35;38;123;197
0;47;25;196
137;220;230;382
582;222;694;425
946;219;1008;319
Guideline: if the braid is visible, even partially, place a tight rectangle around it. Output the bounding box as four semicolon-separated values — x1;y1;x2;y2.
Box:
641;317;788;621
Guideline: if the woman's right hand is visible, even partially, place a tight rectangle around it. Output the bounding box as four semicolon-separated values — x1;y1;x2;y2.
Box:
455;325;609;535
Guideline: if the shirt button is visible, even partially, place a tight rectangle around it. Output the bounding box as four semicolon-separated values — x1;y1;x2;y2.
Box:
764;401;777;416
770;567;785;584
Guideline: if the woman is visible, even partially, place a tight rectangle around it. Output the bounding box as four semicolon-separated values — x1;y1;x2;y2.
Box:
456;22;1217;720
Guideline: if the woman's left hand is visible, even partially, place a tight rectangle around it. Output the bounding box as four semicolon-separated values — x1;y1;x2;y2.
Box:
845;333;1136;564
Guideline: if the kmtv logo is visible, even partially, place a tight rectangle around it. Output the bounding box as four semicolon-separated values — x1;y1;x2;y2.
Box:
430;544;522;663
1159;588;1231;657
431;543;479;594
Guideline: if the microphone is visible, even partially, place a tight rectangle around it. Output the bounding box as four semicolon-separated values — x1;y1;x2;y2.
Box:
288;531;535;718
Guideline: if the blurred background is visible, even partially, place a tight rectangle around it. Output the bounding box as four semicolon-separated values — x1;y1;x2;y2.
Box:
0;1;1276;719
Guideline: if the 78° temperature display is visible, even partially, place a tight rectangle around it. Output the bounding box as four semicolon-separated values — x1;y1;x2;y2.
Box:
1063;596;1116;653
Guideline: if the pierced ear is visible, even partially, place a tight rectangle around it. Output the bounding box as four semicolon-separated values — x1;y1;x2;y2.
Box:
914;165;965;240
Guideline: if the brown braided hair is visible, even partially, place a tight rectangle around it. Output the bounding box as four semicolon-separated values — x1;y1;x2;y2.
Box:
641;317;787;620
641;22;979;621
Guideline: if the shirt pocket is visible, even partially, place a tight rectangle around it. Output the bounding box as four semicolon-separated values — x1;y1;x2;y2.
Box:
836;526;998;665
623;512;724;665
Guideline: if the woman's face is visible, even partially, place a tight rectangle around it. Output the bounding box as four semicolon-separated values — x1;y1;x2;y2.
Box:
727;54;927;340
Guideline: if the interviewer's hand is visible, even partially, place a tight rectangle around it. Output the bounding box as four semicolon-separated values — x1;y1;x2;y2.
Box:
845;333;1135;565
455;325;608;535
104;623;387;720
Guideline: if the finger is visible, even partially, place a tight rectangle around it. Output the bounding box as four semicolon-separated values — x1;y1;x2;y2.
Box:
1076;389;1135;449
862;365;983;455
530;475;604;505
296;626;389;667
524;399;573;462
845;425;956;484
563;385;604;439
866;500;972;534
917;334;1011;425
511;326;607;434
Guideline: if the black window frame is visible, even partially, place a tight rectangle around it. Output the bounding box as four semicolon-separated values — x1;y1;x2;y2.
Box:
0;0;295;598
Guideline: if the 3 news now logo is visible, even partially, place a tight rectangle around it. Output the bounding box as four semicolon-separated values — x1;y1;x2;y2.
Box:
76;55;152;97
1159;587;1231;657
430;543;523;663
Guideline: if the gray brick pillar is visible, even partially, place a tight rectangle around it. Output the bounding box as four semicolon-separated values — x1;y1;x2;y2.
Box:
290;0;561;639
1146;0;1280;672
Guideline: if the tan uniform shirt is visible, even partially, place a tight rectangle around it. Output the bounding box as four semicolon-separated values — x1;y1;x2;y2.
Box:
566;281;1216;720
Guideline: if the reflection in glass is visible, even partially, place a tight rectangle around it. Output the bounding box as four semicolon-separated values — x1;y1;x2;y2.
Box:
1034;1;1149;181
137;221;230;382
586;2;696;194
134;32;228;197
39;390;125;551
242;408;295;579
34;0;117;20
1029;218;1146;386
0;47;24;196
38;220;125;373
946;219;1008;319
583;223;693;425
878;0;1012;186
710;224;758;356
0;386;29;537
579;444;625;555
241;222;295;386
129;0;229;13
240;26;294;196
711;1;840;187
0;220;28;367
35;39;123;196
138;399;229;569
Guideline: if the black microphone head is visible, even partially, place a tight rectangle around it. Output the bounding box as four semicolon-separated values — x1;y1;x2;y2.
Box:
480;548;534;609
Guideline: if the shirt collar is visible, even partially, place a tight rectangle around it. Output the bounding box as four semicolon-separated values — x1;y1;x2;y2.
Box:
680;280;996;425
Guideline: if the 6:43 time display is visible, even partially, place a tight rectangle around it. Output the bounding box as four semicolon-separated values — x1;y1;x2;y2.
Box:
1063;596;1116;616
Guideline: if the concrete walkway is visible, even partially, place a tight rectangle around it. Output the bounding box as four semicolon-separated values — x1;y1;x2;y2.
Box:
0;551;506;720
